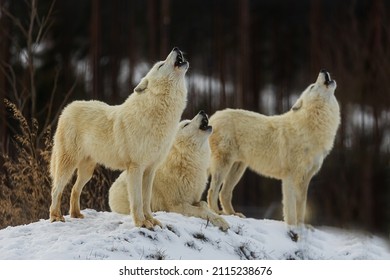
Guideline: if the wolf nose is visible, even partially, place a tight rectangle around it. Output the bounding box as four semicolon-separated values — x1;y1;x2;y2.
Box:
320;69;332;85
173;47;180;52
199;110;206;116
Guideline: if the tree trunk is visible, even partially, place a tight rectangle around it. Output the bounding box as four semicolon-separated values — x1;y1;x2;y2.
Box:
160;0;170;58
214;0;226;109
236;0;251;109
90;0;102;99
110;0;120;103
0;0;11;152
147;0;157;61
309;0;322;74
128;0;136;91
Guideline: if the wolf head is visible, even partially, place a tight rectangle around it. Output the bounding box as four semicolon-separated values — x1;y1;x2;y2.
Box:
176;111;212;147
292;70;338;111
134;47;189;93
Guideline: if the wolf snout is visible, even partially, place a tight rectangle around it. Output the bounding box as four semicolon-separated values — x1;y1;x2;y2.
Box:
199;110;206;117
199;110;208;122
320;69;331;83
198;110;212;131
320;69;328;74
173;47;188;68
320;69;335;87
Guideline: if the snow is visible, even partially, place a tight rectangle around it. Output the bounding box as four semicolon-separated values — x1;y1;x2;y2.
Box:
0;209;389;260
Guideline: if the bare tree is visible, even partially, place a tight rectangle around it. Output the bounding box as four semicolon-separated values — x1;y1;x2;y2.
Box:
1;0;55;116
0;0;61;145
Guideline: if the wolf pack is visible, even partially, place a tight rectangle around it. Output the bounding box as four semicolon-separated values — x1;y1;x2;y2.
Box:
49;48;340;240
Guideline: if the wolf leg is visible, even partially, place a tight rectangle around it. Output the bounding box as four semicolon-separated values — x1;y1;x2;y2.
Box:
142;165;162;227
207;158;233;214
49;153;76;222
282;178;297;226
127;165;154;229
295;176;311;226
170;201;229;231
219;162;247;217
69;158;96;218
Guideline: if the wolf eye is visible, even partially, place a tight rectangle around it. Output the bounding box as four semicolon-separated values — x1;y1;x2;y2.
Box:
183;122;190;128
158;63;164;70
309;85;314;90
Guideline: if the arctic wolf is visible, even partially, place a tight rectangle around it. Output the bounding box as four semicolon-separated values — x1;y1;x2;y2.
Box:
109;111;229;231
207;70;340;232
49;47;188;229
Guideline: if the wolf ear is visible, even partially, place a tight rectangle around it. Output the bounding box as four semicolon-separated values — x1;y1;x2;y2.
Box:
292;99;303;111
134;78;148;93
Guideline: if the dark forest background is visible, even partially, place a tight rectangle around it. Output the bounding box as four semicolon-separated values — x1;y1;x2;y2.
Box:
0;0;389;236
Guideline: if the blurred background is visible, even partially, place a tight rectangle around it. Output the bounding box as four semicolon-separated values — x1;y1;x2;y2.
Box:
0;0;389;236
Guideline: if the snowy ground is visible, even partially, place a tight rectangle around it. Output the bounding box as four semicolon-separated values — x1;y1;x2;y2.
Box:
0;209;389;260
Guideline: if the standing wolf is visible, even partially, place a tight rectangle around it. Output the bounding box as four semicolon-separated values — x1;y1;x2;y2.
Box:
49;48;188;229
207;70;340;234
109;111;229;231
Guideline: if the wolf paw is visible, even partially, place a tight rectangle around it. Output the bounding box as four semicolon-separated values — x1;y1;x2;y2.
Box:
134;219;154;229
224;211;246;218
233;212;246;218
70;212;84;219
50;214;65;222
148;217;162;228
135;217;162;230
215;218;230;232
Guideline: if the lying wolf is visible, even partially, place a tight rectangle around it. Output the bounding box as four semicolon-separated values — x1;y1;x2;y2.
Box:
109;111;229;231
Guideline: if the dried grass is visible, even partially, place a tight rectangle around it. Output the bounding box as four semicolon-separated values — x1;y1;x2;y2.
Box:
0;99;115;228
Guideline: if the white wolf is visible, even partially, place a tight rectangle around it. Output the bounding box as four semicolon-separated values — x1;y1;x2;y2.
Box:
207;70;340;236
109;111;229;231
49;47;188;229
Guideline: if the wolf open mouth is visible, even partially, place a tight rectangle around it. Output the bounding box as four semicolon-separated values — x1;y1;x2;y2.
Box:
199;111;212;131
321;69;334;86
173;47;188;67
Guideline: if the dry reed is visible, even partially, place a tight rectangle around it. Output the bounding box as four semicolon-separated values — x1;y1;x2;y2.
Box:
0;99;115;228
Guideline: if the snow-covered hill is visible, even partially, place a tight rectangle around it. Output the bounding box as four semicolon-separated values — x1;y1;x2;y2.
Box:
0;209;389;260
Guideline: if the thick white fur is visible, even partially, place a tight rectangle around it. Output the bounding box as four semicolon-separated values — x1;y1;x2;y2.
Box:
49;48;188;228
207;71;340;228
109;112;229;231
